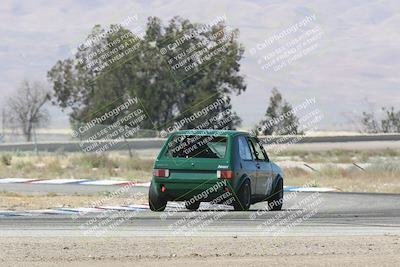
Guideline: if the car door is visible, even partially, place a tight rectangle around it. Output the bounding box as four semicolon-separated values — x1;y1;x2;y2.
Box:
248;137;273;196
237;135;258;194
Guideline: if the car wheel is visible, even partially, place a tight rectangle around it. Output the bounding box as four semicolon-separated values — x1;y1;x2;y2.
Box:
148;183;167;211
233;180;251;211
185;201;200;211
268;178;283;211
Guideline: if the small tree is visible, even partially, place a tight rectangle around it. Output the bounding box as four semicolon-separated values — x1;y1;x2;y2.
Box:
361;111;380;133
7;80;51;141
361;106;400;133
381;107;400;133
256;88;301;135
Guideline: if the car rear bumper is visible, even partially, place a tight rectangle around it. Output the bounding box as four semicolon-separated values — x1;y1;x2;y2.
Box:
151;178;231;201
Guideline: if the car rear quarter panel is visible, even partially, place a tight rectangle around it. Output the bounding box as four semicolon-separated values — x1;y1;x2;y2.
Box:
230;135;255;193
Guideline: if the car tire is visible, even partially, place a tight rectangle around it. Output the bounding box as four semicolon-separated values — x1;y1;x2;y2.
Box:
268;178;283;211
233;180;251;211
148;183;167;211
185;201;200;211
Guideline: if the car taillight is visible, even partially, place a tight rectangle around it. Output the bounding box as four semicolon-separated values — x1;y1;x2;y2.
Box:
153;169;170;178
217;170;233;179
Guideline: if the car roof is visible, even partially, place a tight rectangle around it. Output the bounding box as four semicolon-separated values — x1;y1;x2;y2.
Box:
172;129;249;137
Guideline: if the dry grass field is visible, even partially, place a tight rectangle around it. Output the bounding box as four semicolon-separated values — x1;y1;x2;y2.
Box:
1;148;400;193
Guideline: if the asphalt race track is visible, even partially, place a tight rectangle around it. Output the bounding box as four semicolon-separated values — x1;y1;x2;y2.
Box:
1;185;399;237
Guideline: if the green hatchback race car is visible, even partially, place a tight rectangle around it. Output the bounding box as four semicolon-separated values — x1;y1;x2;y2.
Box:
148;129;284;211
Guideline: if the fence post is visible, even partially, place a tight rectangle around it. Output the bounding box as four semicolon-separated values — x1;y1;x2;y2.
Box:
33;123;38;156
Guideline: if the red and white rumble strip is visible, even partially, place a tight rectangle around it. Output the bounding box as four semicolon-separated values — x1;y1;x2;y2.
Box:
0;178;150;187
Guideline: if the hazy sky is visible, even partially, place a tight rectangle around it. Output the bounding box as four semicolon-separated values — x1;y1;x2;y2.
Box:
0;0;399;130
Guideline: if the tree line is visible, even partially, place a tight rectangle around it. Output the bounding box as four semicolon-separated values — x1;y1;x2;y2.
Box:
3;16;399;141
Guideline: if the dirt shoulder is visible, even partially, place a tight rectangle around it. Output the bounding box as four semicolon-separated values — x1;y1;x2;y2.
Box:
0;235;399;267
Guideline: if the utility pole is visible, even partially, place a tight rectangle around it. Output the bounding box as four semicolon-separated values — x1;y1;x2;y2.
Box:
33;122;38;156
1;108;4;134
0;108;4;143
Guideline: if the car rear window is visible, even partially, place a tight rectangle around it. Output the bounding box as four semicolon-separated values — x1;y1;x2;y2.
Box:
165;135;227;159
